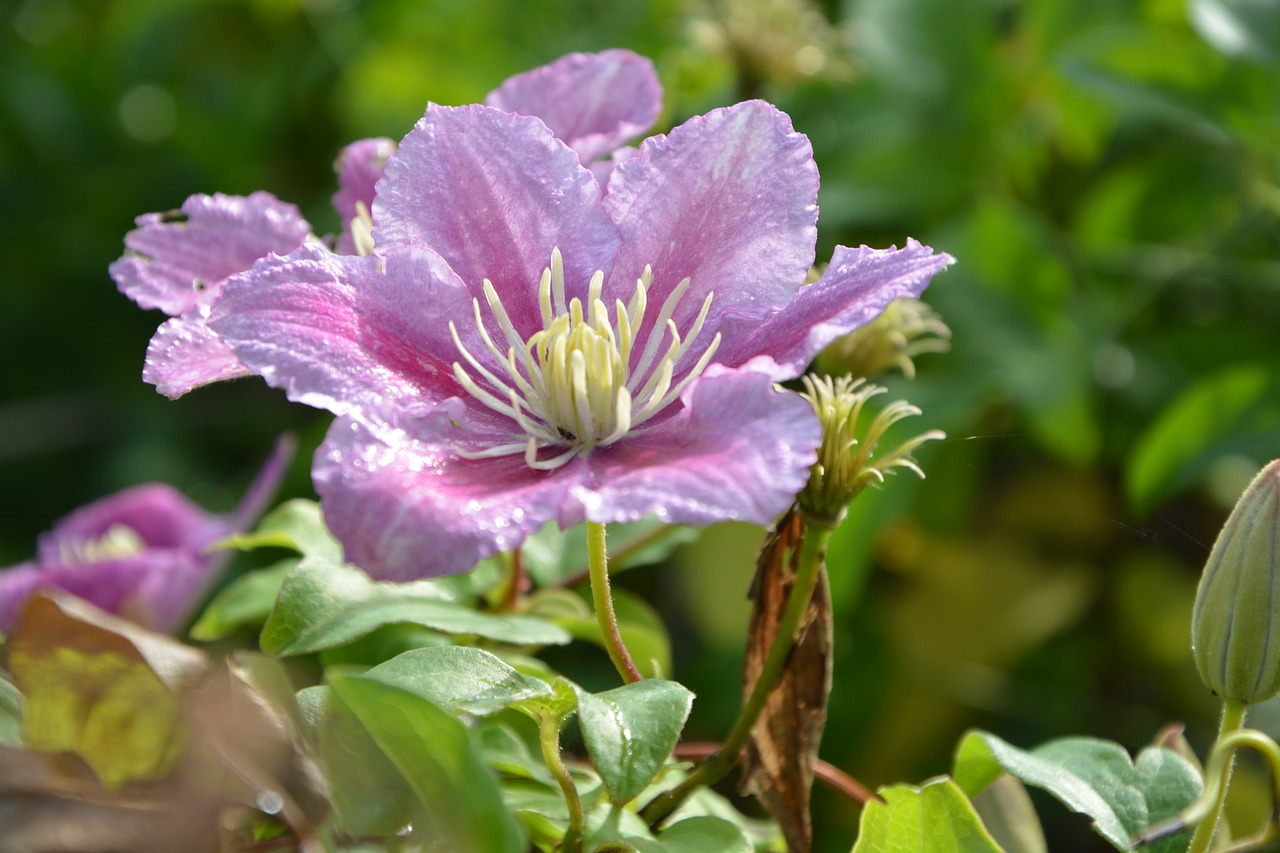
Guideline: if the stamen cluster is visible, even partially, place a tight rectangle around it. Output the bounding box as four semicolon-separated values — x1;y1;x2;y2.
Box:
451;248;721;470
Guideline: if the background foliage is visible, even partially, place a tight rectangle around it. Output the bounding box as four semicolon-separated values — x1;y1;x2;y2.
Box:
2;0;1277;849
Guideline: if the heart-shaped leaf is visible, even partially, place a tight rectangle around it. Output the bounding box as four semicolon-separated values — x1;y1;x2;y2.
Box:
852;776;1003;852
260;559;570;655
576;680;693;805
953;731;1201;852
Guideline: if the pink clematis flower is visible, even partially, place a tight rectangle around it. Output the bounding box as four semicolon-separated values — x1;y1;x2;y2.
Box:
209;98;952;580
112;51;660;400
0;437;293;634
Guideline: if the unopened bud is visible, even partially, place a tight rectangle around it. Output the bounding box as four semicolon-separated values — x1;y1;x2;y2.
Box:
1192;458;1280;706
796;375;943;526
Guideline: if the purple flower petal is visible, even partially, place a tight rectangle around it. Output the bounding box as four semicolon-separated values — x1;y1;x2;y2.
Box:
314;403;574;579
143;312;251;398
0;553;202;634
577;368;820;527
314;369;818;579
212;244;474;419
373;104;620;335
485;50;662;164
37;484;223;564
603;101;818;329
332;137;396;255
717;240;956;379
111;192;312;316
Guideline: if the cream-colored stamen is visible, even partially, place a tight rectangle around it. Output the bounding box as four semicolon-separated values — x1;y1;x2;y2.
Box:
450;248;721;470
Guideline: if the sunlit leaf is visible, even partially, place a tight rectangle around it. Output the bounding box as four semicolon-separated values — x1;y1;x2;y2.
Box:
214;499;342;561
576;680;693;805
953;731;1201;852
8;592;208;788
356;645;553;716
260;559;570;655
852;776;1004;852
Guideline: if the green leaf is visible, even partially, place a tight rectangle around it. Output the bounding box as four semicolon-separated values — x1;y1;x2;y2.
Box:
538;588;671;678
189;559;294;641
318;684;420;836
1126;365;1280;514
521;519;697;588
329;668;526;852
575;680;693;805
357;645;553;716
634;816;753;853
260;559;571;656
852;776;1004;853
953;731;1201;852
214;499;342;561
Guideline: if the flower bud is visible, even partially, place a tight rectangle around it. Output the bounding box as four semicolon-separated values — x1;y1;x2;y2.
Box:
1192;458;1280;706
796;375;943;526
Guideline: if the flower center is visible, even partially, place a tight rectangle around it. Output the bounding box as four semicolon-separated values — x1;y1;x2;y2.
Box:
450;248;721;470
59;524;147;565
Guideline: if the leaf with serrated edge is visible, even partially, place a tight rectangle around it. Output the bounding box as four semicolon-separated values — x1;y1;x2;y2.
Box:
260;559;569;655
954;731;1201;852
576;680;693;805
852;776;1004;853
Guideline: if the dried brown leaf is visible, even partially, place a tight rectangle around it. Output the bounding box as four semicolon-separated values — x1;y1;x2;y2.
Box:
741;508;833;853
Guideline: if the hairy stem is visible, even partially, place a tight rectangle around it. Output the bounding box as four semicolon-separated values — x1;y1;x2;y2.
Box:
642;521;831;826
587;521;642;684
1188;700;1249;853
539;713;584;853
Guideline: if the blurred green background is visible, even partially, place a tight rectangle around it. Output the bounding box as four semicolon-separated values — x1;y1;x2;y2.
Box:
2;0;1278;848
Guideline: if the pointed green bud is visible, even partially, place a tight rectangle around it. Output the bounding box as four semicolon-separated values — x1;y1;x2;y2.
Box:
1192;458;1280;706
816;297;950;381
796;375;944;526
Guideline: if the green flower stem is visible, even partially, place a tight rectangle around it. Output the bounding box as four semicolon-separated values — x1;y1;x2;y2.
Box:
642;520;832;827
1188;700;1249;853
587;521;642;684
539;712;585;853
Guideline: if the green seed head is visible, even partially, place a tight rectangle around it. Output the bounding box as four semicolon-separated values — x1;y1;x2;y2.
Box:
816;297;950;381
796;375;943;527
1192;459;1280;706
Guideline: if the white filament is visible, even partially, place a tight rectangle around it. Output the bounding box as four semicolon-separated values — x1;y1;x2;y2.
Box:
451;248;720;470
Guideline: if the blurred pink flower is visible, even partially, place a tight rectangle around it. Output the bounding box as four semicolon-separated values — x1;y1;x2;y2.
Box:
0;437;293;634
